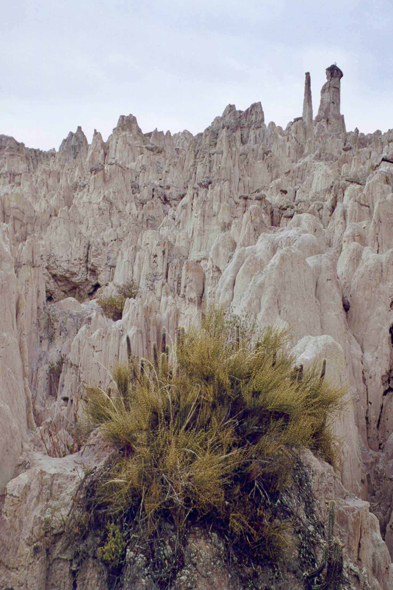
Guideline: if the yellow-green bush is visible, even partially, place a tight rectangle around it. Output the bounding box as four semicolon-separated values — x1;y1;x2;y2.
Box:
98;281;138;321
97;523;126;570
85;308;345;562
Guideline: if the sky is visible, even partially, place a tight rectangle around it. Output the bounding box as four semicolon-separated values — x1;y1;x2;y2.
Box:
2;0;393;150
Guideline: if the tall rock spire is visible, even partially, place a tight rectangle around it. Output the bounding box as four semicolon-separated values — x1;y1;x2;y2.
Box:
315;64;346;133
302;72;313;127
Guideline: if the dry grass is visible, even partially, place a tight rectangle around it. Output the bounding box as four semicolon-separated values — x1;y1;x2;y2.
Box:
85;308;345;563
98;281;138;321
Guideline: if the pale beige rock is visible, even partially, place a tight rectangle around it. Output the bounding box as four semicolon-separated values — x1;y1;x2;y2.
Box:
303;450;392;590
0;224;34;493
56;296;83;313
0;433;112;590
337;242;393;451
1;64;393;584
209;231;236;271
181;260;205;304
293;335;363;494
315;64;346;133
303;71;313;128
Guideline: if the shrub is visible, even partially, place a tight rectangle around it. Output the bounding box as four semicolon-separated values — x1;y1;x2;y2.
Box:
84;308;345;566
97;295;126;321
98;281;138;321
117;280;138;300
97;523;126;570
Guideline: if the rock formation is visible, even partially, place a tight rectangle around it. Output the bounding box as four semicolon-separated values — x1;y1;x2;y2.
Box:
0;225;34;493
303;71;313;128
1;65;393;588
315;63;346;133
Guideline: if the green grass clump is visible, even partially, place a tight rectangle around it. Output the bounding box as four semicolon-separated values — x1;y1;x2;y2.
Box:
85;308;345;563
97;523;126;570
98;281;138;321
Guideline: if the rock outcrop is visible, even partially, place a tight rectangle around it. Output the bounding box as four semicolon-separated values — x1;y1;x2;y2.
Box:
303;71;313;128
0;224;34;493
315;63;346;133
0;443;390;590
1;64;393;588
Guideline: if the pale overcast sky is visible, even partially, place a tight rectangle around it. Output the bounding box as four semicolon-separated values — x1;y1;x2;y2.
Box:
2;0;393;150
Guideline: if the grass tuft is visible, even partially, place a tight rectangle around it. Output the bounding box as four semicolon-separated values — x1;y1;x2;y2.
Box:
97;522;126;571
98;281;138;321
84;307;345;569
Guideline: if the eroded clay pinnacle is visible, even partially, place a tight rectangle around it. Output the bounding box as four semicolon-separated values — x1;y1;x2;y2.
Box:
315;63;345;133
302;72;313;127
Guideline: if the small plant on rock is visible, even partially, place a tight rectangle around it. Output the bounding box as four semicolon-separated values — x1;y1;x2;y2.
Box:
98;281;138;321
97;295;125;321
97;522;126;571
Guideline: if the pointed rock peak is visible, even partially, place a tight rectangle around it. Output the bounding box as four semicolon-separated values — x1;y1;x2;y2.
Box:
173;129;193;149
149;128;166;146
222;104;237;117
92;129;104;143
59;126;88;157
247;101;263;114
209;105;239;133
74;126;88;143
242;102;265;126
211;102;265;134
115;114;142;135
0;135;24;151
302;72;313;126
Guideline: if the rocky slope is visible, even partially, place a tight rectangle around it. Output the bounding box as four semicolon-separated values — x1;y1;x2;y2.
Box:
1;64;393;588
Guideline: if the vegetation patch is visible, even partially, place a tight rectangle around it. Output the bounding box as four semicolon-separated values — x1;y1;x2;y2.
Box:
98;280;138;321
97;522;126;570
76;308;345;587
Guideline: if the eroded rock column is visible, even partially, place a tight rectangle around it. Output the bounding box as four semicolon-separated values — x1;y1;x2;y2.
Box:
315;64;346;133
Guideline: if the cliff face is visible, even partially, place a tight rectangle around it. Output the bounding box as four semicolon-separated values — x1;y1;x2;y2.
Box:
0;224;34;493
0;66;393;588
